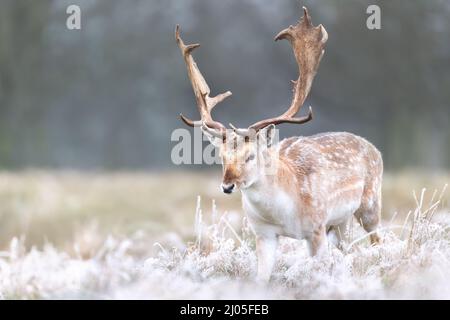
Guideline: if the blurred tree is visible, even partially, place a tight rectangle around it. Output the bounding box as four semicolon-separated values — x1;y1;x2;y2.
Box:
0;0;53;167
0;0;448;170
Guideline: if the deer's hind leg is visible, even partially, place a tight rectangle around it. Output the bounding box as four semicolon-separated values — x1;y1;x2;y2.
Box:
354;177;382;245
306;223;328;257
327;219;350;250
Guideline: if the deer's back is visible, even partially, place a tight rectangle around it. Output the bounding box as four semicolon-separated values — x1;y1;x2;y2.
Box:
277;132;382;224
278;131;382;176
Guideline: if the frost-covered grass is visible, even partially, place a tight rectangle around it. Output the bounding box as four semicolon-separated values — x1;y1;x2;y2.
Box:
0;176;449;299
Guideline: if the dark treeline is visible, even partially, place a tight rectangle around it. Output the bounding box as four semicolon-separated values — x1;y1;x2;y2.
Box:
0;0;449;170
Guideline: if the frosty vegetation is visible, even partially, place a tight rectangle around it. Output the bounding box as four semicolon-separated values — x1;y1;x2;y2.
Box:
0;187;449;299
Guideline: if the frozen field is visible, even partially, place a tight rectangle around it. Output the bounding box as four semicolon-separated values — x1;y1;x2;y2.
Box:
0;171;449;299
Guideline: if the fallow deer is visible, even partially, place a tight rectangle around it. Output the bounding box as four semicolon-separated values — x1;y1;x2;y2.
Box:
175;7;383;282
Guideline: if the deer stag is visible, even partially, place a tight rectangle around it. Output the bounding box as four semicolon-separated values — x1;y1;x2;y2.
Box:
175;7;382;282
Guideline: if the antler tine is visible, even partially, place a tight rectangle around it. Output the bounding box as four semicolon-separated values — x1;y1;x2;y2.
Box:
175;25;232;132
233;6;327;136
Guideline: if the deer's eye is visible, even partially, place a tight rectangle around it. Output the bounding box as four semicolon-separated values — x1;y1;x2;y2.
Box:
245;154;255;163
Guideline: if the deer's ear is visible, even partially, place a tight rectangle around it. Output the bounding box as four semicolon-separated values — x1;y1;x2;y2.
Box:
257;124;277;149
202;128;224;147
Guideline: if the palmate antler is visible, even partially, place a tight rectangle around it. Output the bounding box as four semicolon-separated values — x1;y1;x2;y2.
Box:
232;7;328;137
176;6;327;139
175;25;231;138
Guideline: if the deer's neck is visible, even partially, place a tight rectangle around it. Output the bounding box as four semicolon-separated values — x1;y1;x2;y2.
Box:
243;150;299;200
240;150;301;229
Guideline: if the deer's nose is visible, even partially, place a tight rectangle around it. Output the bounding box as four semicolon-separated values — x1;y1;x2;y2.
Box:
221;183;235;194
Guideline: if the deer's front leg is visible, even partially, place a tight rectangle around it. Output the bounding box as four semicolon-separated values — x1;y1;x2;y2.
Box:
255;233;278;282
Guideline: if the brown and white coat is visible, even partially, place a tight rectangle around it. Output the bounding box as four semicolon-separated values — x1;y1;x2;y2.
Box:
175;7;382;282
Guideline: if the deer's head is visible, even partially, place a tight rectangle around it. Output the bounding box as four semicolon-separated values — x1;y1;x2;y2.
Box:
175;7;327;194
202;125;277;193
